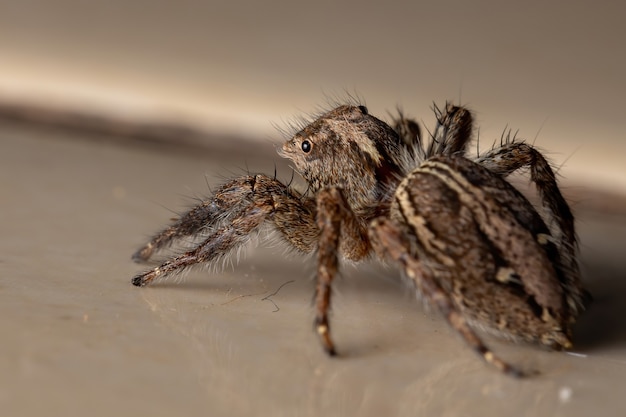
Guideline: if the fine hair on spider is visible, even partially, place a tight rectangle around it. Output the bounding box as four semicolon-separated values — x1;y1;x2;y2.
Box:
131;100;590;377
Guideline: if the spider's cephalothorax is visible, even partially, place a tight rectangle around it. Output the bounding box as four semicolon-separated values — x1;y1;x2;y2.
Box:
281;105;409;207
131;103;589;377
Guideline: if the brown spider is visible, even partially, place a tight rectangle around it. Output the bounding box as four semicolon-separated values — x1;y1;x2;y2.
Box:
131;102;590;376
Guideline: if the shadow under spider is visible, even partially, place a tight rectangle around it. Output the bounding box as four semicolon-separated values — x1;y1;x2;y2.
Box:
572;258;626;352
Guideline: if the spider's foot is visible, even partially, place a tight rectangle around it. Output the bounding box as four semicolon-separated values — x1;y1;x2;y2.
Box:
502;364;533;378
131;269;158;287
131;243;154;263
131;274;147;287
316;319;337;356
325;346;338;357
482;350;531;378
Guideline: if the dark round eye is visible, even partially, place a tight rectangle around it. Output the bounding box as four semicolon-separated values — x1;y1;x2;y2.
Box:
358;105;368;115
301;140;312;153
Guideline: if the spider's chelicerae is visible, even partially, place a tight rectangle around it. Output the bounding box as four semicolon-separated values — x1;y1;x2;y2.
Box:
131;102;590;376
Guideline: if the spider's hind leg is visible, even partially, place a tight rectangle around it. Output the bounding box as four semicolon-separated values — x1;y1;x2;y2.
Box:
476;142;574;245
369;217;527;377
475;142;589;314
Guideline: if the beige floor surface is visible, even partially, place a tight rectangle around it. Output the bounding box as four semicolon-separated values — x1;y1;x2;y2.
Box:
1;120;626;417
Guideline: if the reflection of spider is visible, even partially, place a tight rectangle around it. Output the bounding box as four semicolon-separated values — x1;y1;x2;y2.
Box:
131;102;590;376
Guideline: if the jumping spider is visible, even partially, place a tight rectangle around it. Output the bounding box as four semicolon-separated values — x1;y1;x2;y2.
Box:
131;102;589;376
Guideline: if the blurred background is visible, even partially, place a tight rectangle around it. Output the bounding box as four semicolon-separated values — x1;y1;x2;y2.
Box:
1;0;625;189
2;1;626;416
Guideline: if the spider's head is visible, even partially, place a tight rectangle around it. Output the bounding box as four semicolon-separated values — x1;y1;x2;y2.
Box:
279;105;408;208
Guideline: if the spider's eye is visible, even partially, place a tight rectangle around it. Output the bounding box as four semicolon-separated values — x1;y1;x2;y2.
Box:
358;105;368;115
301;140;312;153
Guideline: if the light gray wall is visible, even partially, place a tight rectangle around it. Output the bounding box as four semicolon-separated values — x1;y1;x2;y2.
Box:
1;0;624;188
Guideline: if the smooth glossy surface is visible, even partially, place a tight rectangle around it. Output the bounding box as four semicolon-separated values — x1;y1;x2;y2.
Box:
1;123;625;416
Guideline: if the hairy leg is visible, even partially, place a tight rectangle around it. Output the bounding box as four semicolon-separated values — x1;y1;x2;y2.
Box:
313;187;370;355
132;174;318;285
392;103;473;162
393;110;424;160
475;142;588;314
133;174;318;262
369;217;526;377
132;175;264;262
132;203;270;286
132;200;221;263
427;102;473;157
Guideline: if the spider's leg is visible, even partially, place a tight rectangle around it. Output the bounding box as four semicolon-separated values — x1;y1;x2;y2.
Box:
428;102;473;157
313;188;343;355
476;142;574;245
132;174;317;286
475;142;588;313
132;176;263;262
313;186;369;356
133;174;317;262
393;111;425;161
132;200;221;263
132;202;271;286
369;217;527;378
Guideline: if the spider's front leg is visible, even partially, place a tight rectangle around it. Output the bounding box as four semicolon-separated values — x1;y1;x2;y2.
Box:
132;202;271;286
132;200;220;263
314;187;369;356
131;174;317;286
